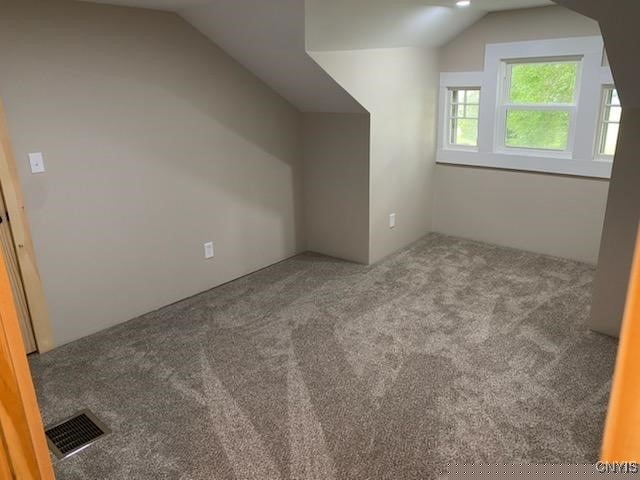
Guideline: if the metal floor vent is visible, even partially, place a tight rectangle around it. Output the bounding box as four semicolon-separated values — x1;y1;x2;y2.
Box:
45;410;110;459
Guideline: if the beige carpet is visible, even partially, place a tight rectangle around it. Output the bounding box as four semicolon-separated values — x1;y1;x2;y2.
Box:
30;233;618;479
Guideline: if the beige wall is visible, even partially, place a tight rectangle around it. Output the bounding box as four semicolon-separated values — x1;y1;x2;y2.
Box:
555;0;640;336
310;47;439;263
434;166;609;264
589;16;640;337
589;109;640;335
434;6;608;265
0;0;303;346
302;113;370;264
440;6;601;72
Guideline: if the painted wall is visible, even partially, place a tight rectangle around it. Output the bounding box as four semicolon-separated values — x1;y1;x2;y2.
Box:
434;6;608;264
179;0;365;113
439;6;601;72
434;166;609;264
302;113;370;264
309;48;439;263
553;0;640;336
590;109;640;335
0;0;303;346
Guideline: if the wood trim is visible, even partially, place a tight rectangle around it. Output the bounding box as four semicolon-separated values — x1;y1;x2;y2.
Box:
0;99;54;353
0;189;37;353
601;227;640;461
0;428;14;480
0;246;55;479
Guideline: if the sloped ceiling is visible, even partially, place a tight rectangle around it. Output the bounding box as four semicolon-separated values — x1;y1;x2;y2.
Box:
181;0;364;113
79;0;553;111
306;0;552;51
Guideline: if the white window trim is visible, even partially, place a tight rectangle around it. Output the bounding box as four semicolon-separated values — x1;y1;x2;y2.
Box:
445;86;481;151
495;57;581;158
437;36;614;179
595;85;620;162
438;72;483;154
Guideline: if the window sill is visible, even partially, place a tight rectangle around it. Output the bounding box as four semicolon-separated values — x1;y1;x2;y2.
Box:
437;149;612;179
495;147;573;160
443;146;479;153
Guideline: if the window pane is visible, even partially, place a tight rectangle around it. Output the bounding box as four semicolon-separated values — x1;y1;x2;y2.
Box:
606;106;622;122
466;90;480;103
509;62;578;104
447;88;480;147
451;119;478;146
602;122;620;156
466;105;479;118
611;89;620;106
451;103;465;117
598;88;621;157
505;109;570;150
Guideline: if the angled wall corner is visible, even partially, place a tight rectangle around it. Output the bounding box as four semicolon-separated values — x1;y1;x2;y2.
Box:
589;108;640;337
304;1;442;264
302;113;371;264
0;0;307;346
179;0;365;114
307;47;439;264
554;0;640;337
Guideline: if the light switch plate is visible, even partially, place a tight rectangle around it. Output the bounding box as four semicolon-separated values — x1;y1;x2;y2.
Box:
29;152;46;173
389;213;396;229
204;242;214;259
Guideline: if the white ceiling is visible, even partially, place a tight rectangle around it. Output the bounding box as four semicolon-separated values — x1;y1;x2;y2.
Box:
307;0;554;51
79;0;206;10
435;0;553;8
80;0;553;13
79;0;555;112
181;0;364;113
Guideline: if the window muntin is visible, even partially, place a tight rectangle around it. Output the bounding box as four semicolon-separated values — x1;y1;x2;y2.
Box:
500;59;580;152
437;37;614;179
447;88;479;148
597;87;621;158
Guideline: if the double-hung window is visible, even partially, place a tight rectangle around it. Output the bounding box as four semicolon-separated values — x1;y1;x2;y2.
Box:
437;36;622;178
437;36;616;178
498;59;580;154
597;87;621;159
447;88;480;148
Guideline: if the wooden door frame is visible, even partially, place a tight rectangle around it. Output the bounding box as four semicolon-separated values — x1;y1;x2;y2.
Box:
0;99;54;353
0;245;55;479
601;226;640;461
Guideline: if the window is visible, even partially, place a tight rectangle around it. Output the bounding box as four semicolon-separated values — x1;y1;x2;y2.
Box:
437;36;614;178
500;59;579;152
597;87;621;158
447;88;479;148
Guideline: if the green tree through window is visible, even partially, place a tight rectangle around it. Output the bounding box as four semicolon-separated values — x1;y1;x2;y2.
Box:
504;61;578;151
509;62;578;104
448;88;479;147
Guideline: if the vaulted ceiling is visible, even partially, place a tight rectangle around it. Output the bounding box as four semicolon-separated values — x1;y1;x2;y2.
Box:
306;0;553;51
79;0;554;112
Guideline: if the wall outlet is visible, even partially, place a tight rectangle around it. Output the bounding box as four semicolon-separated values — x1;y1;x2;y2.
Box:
389;213;396;229
204;242;214;259
29;152;46;173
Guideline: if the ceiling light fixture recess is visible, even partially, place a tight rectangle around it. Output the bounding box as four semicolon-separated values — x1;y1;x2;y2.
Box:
456;0;471;6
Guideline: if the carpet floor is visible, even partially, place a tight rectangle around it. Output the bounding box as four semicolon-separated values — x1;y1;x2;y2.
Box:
29;234;618;479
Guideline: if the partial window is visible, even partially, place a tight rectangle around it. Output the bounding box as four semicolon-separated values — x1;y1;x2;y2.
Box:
597;87;621;158
447;88;479;148
500;59;579;152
